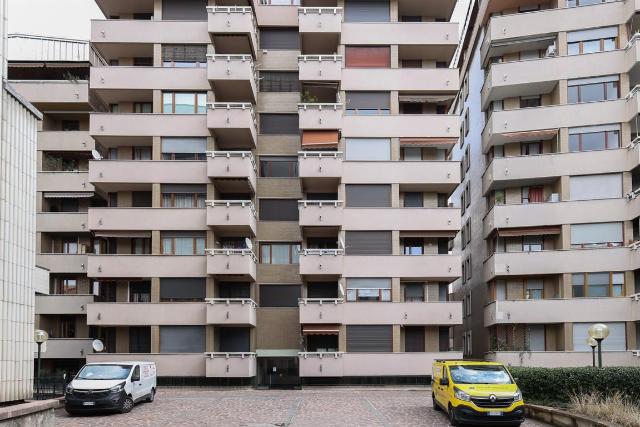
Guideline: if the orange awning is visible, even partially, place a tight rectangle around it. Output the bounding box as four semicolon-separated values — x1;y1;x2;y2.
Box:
302;130;339;148
302;324;340;335
400;137;458;147
497;226;561;237
501;129;558;142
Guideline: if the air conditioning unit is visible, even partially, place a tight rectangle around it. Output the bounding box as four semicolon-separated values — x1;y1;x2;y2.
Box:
547;193;559;203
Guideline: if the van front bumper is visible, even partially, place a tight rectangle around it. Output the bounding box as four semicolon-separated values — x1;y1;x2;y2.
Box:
453;404;525;425
64;389;127;413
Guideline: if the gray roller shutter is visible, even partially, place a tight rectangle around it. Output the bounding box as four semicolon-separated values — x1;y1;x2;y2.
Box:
260;71;300;92
219;327;251;352
259;284;301;307
346;185;391;207
162;0;207;20
259;199;299;221
439;327;450;351
344;0;390;22
347;325;392;352
160;278;206;301
159;326;205;353
260;114;299;134
260;29;301;49
405;327;425;352
345;92;390;111
345;231;392;255
161;184;207;193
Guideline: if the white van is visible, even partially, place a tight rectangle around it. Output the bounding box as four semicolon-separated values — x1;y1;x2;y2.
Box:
65;361;156;414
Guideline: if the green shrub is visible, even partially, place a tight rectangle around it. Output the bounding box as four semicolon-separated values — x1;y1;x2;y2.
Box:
507;367;640;405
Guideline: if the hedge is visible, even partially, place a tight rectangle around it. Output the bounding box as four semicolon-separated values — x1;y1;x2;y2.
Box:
507;367;640;405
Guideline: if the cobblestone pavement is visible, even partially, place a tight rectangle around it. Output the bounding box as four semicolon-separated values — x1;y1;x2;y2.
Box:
55;388;551;426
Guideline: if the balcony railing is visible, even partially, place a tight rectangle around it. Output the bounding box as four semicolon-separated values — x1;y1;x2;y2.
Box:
206;352;256;359
206;54;258;83
206;150;256;169
299;298;344;305
298;103;343;111
299;352;344;358
259;0;300;5
298;54;342;62
205;248;258;262
346;288;391;302
205;200;256;217
298;200;342;208
298;151;343;159
302;248;343;256
298;7;342;15
205;298;257;308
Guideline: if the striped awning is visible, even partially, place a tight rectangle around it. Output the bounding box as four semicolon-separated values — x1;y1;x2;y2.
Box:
400;137;457;147
497;226;561;237
302;324;340;335
302;130;339;148
43;192;93;198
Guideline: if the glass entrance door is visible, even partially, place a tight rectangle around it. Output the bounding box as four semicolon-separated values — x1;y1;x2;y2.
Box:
258;357;300;389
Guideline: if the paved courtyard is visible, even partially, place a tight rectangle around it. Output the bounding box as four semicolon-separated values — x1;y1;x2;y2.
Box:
55;388;550;426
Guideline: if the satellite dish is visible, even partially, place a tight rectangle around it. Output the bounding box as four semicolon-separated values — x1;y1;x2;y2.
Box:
92;339;104;353
91;149;103;160
244;238;253;250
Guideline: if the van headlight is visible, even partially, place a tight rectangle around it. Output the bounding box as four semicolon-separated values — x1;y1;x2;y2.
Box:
454;387;471;402
109;382;125;393
513;389;523;401
65;384;74;394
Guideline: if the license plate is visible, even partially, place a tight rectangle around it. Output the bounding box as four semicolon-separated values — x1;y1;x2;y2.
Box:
488;411;502;416
82;402;95;406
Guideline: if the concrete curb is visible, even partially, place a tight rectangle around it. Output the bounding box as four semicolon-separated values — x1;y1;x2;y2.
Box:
525;404;618;427
0;399;60;422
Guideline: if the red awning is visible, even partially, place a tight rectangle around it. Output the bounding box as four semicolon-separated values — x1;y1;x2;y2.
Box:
302;324;340;335
302;130;339;148
400;137;458;147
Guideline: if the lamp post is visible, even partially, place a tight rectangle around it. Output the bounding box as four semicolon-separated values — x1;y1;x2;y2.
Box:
588;323;610;368
587;337;598;368
33;330;49;399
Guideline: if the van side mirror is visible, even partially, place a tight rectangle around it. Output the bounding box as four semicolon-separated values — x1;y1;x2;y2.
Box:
440;378;449;386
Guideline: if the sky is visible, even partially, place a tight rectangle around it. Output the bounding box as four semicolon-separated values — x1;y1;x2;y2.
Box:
8;0;471;41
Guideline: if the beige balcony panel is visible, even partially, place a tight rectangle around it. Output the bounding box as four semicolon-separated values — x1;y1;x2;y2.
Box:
342;161;460;188
37;172;94;193
206;353;256;378
35;295;95;315
10;81;88;105
483;248;634;282
205;299;257;326
339;352;462;377
89;160;208;185
38;131;94;152
483;149;630;194
207;7;257;56
298;105;343;130
207;107;257;148
253;1;298;26
298;56;342;82
37;254;87;274
34;267;50;295
90;113;209;138
343;115;459;138
87;353;206;377
258;50;299;70
39;339;94;359
343;255;461;280
298;8;342;33
484;298;633;327
207;56;257;102
298;203;343;227
37;213;88;233
207;153;257;189
342;68;459;92
632;296;640;321
343;208;460;231
299;252;343;275
91;19;209;45
206;203;257;235
298;353;344;377
206;250;257;280
298;155;343;178
484;199;629;238
487;351;640;368
88;255;207;278
91;67;208;91
298;300;344;324
87;302;207;326
89;208;207;231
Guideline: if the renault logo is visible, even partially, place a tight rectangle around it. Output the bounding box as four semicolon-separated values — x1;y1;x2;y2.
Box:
489;394;497;403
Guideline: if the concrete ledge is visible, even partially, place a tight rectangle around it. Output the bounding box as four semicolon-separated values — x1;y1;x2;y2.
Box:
0;399;59;423
525;404;617;427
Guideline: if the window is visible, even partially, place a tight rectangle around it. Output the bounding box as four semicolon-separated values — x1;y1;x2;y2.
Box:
345;184;391;207
521;141;541;156
161;232;206;255
404;326;425;352
519;96;541;108
162;0;207;20
260;156;298;177
162;44;207;68
132;146;151;160
162;92;206;114
403;238;424;255
523;236;544;252
60;316;76;338
129;327;151;353
62;238;79;254
522;186;544;204
56;278;77;295
569;173;622;200
159;278;206;302
568;27;617;55
404;192;423;208
61;120;80;131
525;279;544;299
345;46;391;68
132;238;151;254
259;28;300;49
570;222;623;248
259;284;301;307
401;59;422;68
161;137;206;160
569;124;620;152
161;184;206;208
567;0;608;6
345;138;391;161
344;0;390;22
347;278;391;302
129;281;151;302
345;91;390;115
404;283;424;302
259;114;299;134
347;325;392;352
159;326;205;353
259;71;299;92
573;322;625;351
259;199;299;221
345;231;392;255
568;75;619;103
573;272;625;297
134;102;152;113
260;243;301;264
219;282;251;299
402;147;422;161
465;182;471;208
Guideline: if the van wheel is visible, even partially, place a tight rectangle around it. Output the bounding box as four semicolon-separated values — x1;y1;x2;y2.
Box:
448;405;459;426
146;388;155;402
432;394;440;411
120;396;134;413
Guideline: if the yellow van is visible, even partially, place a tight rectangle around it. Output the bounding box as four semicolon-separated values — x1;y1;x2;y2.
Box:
432;360;525;426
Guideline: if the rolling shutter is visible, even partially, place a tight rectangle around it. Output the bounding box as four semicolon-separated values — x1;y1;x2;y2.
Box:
344;0;390;22
346;325;392;352
161;137;207;154
160;278;206;301
162;0;207;20
259;284;301;307
259;199;299;221
260;114;299;134
345;184;391;207
405;327;425;352
345;91;390;111
569;173;622;200
345;138;391;160
345;47;391;68
573;322;626;351
219;327;251;352
159;326;205;353
345;231;392;254
570;222;623;246
260;29;301;49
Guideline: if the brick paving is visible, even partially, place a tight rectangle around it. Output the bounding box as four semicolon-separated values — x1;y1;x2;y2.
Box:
55;388;551;426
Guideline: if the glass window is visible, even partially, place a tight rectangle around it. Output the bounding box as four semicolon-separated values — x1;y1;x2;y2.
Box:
523;236;543;252
57;278;77;295
569;126;619;152
588;272;610;297
161;234;206;255
346;278;391;302
260;243;301;264
572;273;585;297
402;238;424;255
402;147;422;161
526;280;544;300
260;156;298;177
403;192;423;208
612;273;624;297
162;92;207;114
573;272;625;297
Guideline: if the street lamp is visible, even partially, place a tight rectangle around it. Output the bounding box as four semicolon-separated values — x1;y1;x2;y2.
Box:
588;323;610;368
587;337;598;368
34;330;49;398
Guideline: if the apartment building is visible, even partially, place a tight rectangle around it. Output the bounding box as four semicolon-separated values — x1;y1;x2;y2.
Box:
82;0;463;386
452;0;640;367
7;35;107;377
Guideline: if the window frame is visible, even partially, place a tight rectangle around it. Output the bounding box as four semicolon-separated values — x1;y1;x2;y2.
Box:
161;92;207;114
572;272;625;297
259;242;301;265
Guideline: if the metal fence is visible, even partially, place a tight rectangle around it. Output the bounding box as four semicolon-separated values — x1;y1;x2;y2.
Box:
33;376;68;400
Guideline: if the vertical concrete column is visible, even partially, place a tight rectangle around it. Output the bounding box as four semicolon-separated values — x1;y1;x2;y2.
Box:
153;89;162;114
561;273;572;298
557;127;569;153
153;44;161;67
390;0;398;22
152;137;162;161
556;32;567;56
625;271;635;296
151;326;160;353
392;230;400;255
392;278;401;302
563;322;573;351
390;90;399;113
151;277;160;302
624;220;634;246
391;137;400;160
206;276;215;298
391;183;400;208
626;322;637;351
390;46;399;69
152;230;161;254
621;122;632;145
558;175;570;202
392;324;401;352
623;171;632;195
206;325;215;352
116;281;129;302
152;183;161;207
339;325;347;351
153;0;162;20
559;224;571;250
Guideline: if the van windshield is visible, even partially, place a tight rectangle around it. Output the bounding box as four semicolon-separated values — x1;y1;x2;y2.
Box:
449;365;513;385
77;364;133;380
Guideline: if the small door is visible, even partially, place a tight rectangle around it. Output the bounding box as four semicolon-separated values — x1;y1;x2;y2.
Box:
130;365;145;401
258;357;299;389
436;366;451;409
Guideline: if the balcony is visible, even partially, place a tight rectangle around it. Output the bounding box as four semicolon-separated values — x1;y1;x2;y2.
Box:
207;151;257;191
91;19;209;46
35;294;95;315
343;208;460;232
483;247;634;282
207;6;257;57
298;151;343;180
207;55;257;102
483;199;628;238
206;201;257;235
207;103;257;149
298;55;342;82
87;302;207;326
40;339;95;359
87;353;206;377
298;351;463;377
205;298;257;326
206;249;257;280
299;299;462;325
37;171;94;193
298;7;342;53
484;298;633;327
88;208;206;231
89;160;208;189
486;351;640;368
298;201;343;227
36;254;87;274
87;254;207;278
633;294;640;321
205;353;256;378
299;249;343;276
37;212;88;233
342;68;458;92
298;103;343;130
90;113;208;140
10;81;89;107
482;149;629;194
343;161;460;191
343;255;461;280
343;114;459;139
38;131;94;152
